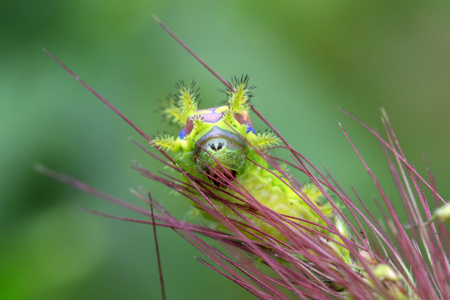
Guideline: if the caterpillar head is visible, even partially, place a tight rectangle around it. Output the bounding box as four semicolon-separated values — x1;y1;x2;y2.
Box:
155;76;277;187
180;105;254;186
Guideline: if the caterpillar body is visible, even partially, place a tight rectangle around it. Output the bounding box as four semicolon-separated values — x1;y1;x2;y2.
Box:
154;76;350;262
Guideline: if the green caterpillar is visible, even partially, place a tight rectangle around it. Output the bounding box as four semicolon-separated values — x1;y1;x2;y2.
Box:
154;76;350;260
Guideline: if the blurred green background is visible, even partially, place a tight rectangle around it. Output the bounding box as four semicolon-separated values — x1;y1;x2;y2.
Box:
2;1;450;299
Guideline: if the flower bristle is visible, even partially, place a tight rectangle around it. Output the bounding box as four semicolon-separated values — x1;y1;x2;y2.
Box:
40;103;449;298
172;109;449;299
43;19;449;299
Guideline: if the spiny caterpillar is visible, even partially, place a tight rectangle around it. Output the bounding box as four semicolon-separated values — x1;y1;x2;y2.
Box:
154;76;350;260
40;17;433;298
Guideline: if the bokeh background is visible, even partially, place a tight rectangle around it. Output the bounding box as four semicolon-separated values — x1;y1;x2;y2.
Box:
2;1;450;299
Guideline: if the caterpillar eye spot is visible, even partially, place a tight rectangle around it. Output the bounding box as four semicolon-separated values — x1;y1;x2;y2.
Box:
205;138;227;152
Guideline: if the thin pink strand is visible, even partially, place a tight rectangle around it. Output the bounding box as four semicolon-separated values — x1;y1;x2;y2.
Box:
43;48;152;143
153;15;233;92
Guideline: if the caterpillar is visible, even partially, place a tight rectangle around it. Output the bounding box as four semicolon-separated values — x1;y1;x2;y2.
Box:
41;17;429;298
40;16;427;298
153;76;350;261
